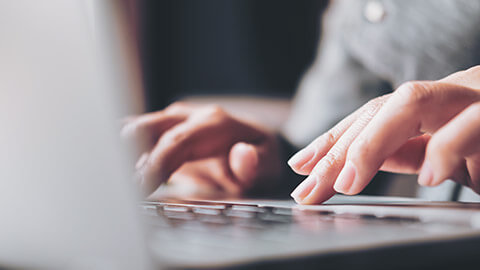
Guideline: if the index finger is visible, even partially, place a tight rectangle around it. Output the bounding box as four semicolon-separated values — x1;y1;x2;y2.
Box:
139;107;265;194
121;103;192;155
334;81;480;195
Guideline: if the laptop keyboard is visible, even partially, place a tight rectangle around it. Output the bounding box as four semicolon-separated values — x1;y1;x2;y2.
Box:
139;200;422;232
139;199;480;267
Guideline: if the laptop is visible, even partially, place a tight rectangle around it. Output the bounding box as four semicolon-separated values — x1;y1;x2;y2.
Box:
1;1;480;269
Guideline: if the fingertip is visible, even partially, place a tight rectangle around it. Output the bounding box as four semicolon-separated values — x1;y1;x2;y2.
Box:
288;147;315;175
138;155;170;196
229;142;259;185
418;161;434;186
299;185;336;205
120;121;135;139
291;173;337;205
290;175;316;204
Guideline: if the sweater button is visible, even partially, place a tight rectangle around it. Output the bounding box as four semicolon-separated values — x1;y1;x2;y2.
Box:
364;0;386;23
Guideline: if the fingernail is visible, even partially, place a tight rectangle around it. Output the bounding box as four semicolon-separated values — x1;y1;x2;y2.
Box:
334;161;357;194
418;161;433;186
290;175;317;203
135;152;150;170
288;147;315;169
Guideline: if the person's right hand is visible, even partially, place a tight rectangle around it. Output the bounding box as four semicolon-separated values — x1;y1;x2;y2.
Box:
288;66;480;204
121;102;282;197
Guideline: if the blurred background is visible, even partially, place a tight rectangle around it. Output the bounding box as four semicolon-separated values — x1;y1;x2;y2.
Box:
118;0;406;196
127;0;327;111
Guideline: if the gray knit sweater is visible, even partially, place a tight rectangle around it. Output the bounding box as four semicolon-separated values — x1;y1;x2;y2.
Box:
283;0;480;201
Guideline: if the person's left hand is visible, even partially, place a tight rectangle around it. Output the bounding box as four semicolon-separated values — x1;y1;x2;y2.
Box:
288;66;480;204
121;102;282;198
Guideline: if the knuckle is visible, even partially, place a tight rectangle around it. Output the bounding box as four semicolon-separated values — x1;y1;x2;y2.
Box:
353;95;391;127
166;101;188;114
366;94;389;108
394;81;433;107
309;130;339;158
317;131;337;149
205;104;224;115
319;151;342;171
363;98;379;110
198;105;226;120
364;94;390;115
363;102;381;120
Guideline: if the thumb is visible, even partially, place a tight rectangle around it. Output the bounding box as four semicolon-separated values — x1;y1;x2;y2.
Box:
229;142;261;187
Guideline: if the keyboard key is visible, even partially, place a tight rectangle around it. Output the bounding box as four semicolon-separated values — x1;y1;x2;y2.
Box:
231;205;267;213
164;205;190;212
192;207;222;216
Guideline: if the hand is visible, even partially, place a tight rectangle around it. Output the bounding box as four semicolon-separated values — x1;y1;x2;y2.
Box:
288;66;480;204
122;102;281;197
